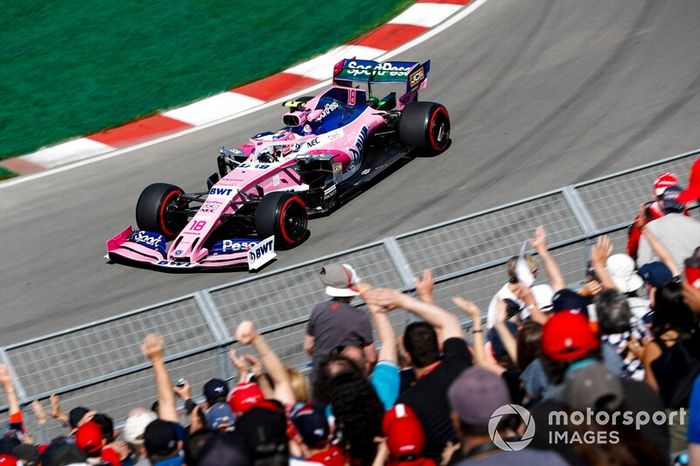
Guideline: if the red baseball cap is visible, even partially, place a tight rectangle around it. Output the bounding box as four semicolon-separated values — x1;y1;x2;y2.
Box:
227;381;264;415
541;311;599;362
75;421;104;454
0;455;17;466
654;171;680;196
382;404;425;458
678;158;700;203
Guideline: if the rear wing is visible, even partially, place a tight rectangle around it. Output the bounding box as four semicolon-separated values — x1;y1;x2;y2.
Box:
333;58;430;92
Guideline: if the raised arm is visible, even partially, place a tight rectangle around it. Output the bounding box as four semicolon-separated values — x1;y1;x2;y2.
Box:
358;283;397;363
242;354;274;399
530;226;566;292
141;333;178;422
0;365;20;422
229;348;250;383
453;298;507;375
236;321;295;405
492;300;518;362
590;235;618;290
363;288;464;342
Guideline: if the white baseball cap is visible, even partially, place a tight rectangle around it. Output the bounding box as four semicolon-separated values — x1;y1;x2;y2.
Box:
123;411;158;445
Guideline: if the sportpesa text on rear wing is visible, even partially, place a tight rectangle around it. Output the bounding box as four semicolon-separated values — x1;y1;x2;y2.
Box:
333;58;430;92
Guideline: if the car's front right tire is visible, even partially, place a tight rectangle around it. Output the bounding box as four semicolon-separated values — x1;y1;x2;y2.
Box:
255;191;308;249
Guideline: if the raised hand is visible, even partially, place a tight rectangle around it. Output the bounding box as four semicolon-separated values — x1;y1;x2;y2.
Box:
141;333;165;360
415;269;435;303
529;225;548;253
236;321;258;345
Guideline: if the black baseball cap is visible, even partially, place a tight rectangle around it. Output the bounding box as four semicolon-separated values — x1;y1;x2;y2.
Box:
68;406;90;429
552;288;590;315
144;420;179;457
203;378;229;404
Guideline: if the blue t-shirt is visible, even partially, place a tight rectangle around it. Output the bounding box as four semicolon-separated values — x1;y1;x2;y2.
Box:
688;374;700;444
371;360;400;410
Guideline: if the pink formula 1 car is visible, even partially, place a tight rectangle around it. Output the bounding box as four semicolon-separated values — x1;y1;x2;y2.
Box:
106;58;450;270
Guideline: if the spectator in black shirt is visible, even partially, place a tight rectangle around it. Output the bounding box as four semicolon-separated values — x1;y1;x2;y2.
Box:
362;287;472;462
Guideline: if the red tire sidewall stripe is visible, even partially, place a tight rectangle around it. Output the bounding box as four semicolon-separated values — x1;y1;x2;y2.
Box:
428;106;449;151
159;190;182;237
278;196;306;245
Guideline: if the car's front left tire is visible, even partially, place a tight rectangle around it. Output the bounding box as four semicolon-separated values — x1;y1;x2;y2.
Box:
135;183;188;239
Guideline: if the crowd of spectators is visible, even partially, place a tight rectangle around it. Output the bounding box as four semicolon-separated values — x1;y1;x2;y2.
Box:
2;159;700;466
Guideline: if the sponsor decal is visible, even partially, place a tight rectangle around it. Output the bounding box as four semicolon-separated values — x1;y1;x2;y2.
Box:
326;131;342;141
361;168;371;176
408;66;425;89
200;202;220;213
306;137;320;148
174;250;183;256
215;178;240;186
129;230;166;256
324;185;337;198
156;260;196;268
209;187;235;197
248;236;276;270
345;60;412;78
348;126;368;163
210;238;260;255
239;163;271;169
317;101;339;120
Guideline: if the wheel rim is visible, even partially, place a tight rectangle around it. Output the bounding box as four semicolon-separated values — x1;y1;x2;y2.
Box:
429;107;450;151
160;191;186;238
279;198;307;244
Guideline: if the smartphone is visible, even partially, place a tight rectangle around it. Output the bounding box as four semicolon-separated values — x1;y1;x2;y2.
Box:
685;257;700;288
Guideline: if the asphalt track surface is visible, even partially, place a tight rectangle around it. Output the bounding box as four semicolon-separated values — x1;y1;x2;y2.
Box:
3;0;700;345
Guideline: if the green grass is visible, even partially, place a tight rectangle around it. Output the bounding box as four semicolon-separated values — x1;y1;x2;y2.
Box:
0;167;18;181
0;0;413;160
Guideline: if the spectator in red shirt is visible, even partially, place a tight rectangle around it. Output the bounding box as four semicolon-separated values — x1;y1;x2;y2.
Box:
75;421;122;466
289;401;345;466
678;156;700;204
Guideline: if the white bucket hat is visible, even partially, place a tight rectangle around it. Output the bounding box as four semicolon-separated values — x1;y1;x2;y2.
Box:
320;263;360;297
606;254;644;293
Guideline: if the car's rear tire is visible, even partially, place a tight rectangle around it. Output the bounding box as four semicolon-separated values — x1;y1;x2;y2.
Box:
255;192;308;249
135;183;188;239
399;102;451;154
